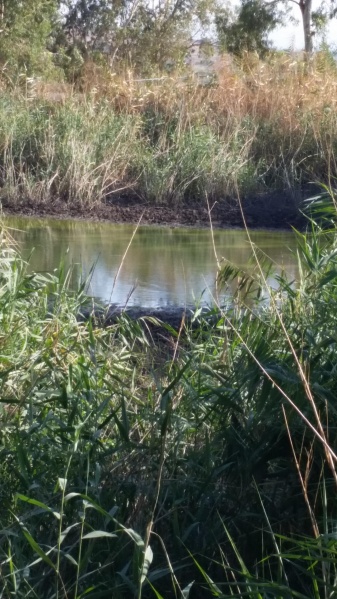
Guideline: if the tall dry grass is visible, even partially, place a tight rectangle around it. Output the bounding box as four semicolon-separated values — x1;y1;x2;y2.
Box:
79;52;337;126
1;51;337;208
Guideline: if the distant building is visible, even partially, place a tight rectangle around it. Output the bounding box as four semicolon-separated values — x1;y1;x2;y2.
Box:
185;39;222;83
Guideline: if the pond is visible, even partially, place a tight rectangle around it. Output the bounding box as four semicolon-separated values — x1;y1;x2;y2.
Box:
5;216;298;307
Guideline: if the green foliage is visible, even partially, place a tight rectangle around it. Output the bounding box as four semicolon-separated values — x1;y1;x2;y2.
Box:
215;0;337;55
2;192;337;596
0;95;258;207
136;117;255;203
0;0;216;81
0;0;61;80
0;96;140;207
216;0;285;57
0;86;335;208
58;0;216;75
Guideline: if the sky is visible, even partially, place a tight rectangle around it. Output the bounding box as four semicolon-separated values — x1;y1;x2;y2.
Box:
269;0;337;50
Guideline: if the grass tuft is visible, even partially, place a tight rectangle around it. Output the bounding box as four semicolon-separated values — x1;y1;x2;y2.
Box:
2;192;337;597
1;53;337;208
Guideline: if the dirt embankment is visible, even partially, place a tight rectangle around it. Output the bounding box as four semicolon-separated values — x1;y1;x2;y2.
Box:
2;188;310;230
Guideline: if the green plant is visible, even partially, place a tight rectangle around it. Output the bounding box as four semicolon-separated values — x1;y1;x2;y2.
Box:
3;192;337;597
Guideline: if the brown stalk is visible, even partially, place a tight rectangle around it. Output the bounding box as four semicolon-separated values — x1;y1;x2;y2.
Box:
283;405;319;538
207;192;337;482
240;196;337;486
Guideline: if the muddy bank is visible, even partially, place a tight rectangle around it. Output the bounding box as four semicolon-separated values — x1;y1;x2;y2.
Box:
2;187;311;230
78;303;217;345
80;303;192;329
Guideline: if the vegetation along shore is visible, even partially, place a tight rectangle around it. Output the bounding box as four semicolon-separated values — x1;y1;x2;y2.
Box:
2;192;337;598
1;52;337;229
3;2;337;597
2;0;337;228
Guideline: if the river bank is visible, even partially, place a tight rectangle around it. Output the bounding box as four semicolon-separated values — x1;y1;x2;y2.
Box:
1;54;336;230
3;187;307;229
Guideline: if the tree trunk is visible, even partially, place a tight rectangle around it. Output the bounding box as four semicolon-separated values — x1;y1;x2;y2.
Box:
299;0;313;54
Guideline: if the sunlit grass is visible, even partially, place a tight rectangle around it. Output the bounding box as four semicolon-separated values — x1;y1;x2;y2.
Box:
1;190;337;597
1;52;337;208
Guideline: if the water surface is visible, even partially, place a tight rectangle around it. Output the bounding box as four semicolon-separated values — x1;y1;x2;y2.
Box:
6;216;298;307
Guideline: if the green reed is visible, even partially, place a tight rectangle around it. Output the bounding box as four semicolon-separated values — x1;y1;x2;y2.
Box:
1;67;337;210
1;191;337;597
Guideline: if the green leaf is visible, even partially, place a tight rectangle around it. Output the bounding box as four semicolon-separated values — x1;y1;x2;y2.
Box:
187;550;222;597
82;531;117;540
58;477;67;491
125;528;144;547
146;579;165;599
64;492;82;502
16;493;60;520
59;522;81;544
64;553;78;566
182;581;194;598
20;526;56;571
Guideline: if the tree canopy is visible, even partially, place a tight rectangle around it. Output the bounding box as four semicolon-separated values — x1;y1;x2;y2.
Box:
216;0;285;56
0;0;59;77
58;0;215;72
0;0;336;82
217;0;336;56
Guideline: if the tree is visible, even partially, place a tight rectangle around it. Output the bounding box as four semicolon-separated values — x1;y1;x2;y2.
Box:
216;0;285;57
217;0;336;56
0;0;60;78
58;0;215;73
299;0;313;52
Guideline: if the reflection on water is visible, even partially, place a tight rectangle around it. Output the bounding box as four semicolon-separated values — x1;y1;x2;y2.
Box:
5;216;298;307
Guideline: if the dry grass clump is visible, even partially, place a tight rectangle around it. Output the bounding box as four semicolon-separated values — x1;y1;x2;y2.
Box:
76;52;337;125
1;51;337;207
210;53;337;119
74;52;337;191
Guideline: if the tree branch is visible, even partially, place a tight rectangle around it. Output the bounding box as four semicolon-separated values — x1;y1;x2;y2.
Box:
265;0;300;6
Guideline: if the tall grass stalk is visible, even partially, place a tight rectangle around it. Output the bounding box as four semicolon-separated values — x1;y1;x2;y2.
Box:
236;189;337;483
2;52;337;208
3;190;337;596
